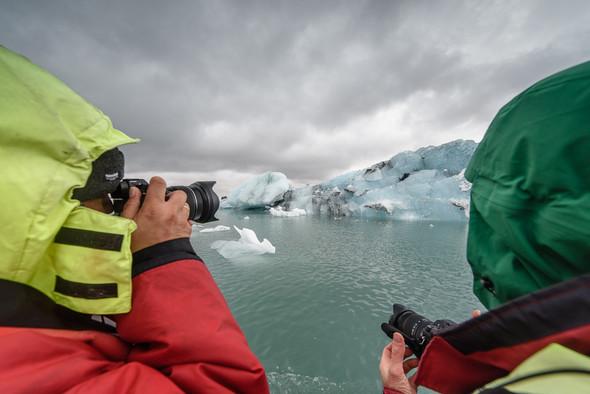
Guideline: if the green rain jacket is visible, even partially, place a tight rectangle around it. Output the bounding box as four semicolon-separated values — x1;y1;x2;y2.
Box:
465;60;590;309
413;62;590;393
0;46;139;314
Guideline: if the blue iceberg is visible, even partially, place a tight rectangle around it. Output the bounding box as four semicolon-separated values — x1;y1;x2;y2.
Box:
222;139;478;221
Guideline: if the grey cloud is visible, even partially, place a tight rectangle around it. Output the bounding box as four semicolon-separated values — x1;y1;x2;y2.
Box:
2;0;590;191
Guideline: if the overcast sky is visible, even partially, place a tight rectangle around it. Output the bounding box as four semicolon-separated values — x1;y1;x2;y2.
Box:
2;1;590;196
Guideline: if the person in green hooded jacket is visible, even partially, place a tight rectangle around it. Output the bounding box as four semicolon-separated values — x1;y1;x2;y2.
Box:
0;46;269;393
380;60;590;393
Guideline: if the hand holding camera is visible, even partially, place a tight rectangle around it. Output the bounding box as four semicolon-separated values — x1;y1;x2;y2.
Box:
119;177;211;253
381;304;455;359
112;178;219;223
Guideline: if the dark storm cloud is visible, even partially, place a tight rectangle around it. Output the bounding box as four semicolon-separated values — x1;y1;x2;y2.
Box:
2;0;590;194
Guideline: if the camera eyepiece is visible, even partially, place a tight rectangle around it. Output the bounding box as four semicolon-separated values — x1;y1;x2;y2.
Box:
111;178;219;223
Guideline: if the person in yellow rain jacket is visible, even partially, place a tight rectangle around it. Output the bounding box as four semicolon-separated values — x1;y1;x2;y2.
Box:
0;46;269;393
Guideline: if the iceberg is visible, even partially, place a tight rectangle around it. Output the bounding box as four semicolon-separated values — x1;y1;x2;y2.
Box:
221;171;292;210
211;226;276;258
222;140;478;221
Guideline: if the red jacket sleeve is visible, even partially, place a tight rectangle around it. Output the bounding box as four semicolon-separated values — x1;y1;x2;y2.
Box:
113;239;269;394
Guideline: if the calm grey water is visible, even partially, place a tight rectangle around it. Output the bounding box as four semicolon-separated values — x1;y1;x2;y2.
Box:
190;210;484;393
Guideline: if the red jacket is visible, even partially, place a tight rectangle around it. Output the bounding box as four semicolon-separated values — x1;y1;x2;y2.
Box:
414;272;590;393
0;240;269;393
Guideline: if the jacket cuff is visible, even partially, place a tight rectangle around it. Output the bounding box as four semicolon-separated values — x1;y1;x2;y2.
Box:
132;238;202;277
383;388;406;394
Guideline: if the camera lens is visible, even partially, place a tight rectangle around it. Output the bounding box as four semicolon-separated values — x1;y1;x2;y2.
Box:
391;304;434;343
167;181;219;223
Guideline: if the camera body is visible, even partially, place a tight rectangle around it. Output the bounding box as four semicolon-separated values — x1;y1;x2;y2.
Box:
381;304;455;358
111;178;219;223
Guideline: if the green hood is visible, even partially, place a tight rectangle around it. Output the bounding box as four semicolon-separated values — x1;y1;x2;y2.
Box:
465;60;590;309
0;46;139;314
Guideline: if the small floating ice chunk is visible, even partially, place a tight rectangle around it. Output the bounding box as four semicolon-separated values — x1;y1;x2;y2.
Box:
200;225;231;233
212;226;275;258
269;207;306;217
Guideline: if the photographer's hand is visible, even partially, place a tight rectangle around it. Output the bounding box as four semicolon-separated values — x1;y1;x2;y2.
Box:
380;333;419;394
121;176;193;253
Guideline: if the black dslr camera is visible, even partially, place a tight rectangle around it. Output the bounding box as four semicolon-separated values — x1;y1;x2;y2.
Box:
111;179;219;223
381;304;455;358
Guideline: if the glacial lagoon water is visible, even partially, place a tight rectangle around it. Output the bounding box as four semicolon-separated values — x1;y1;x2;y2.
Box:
190;209;484;393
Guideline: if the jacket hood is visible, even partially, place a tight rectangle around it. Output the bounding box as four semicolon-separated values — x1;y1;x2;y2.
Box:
0;46;139;314
465;60;590;309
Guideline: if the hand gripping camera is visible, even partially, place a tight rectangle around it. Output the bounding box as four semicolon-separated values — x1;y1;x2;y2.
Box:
111;179;219;223
381;304;455;358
